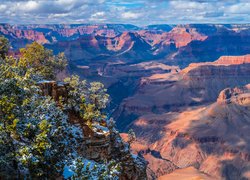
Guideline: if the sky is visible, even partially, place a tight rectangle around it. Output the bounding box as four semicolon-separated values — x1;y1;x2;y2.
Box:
0;0;250;25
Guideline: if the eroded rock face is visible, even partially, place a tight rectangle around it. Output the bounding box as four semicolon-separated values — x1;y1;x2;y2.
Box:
216;54;250;64
113;55;250;178
138;25;207;48
37;81;147;180
163;25;207;48
115;55;250;131
128;85;250;179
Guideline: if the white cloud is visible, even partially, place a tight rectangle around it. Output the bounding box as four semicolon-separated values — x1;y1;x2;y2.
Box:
18;1;39;11
227;3;250;14
170;1;205;9
90;11;106;22
0;0;249;25
48;13;69;18
91;12;105;18
121;12;141;19
0;4;7;12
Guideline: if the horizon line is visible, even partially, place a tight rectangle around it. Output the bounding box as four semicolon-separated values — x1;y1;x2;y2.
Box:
1;22;250;27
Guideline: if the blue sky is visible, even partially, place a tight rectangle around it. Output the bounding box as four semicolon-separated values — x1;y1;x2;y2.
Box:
0;0;249;25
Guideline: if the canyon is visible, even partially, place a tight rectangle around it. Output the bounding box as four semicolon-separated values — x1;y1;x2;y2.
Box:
128;83;250;179
115;55;250;130
2;24;250;65
1;23;250;179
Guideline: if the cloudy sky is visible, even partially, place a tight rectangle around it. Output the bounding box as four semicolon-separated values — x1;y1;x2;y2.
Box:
0;0;250;25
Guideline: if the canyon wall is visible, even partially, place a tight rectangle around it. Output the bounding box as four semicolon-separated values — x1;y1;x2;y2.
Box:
129;84;250;179
2;24;250;65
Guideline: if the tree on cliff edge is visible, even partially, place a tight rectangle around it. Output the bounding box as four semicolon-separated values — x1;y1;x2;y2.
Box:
19;42;67;80
0;41;83;178
0;39;122;179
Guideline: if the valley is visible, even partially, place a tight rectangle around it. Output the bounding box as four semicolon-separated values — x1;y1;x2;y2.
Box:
1;23;250;179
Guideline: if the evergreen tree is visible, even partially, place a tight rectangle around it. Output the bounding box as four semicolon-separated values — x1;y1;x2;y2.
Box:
19;42;67;80
0;39;122;179
64;75;109;127
0;36;9;59
128;129;136;147
0;49;83;178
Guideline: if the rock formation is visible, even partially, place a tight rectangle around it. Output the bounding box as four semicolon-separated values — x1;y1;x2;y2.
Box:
2;23;250;64
129;84;250;179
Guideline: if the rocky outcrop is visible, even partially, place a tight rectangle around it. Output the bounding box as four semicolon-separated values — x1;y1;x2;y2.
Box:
137;24;207;48
217;84;250;105
37;80;69;101
37;81;147;179
182;54;250;73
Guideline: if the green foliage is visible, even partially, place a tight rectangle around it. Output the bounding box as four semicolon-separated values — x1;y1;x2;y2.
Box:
0;36;9;59
64;75;109;126
0;40;82;179
19;42;67;80
0;41;66;82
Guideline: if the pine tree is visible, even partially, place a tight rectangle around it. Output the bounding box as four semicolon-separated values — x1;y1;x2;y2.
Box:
128;129;136;147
